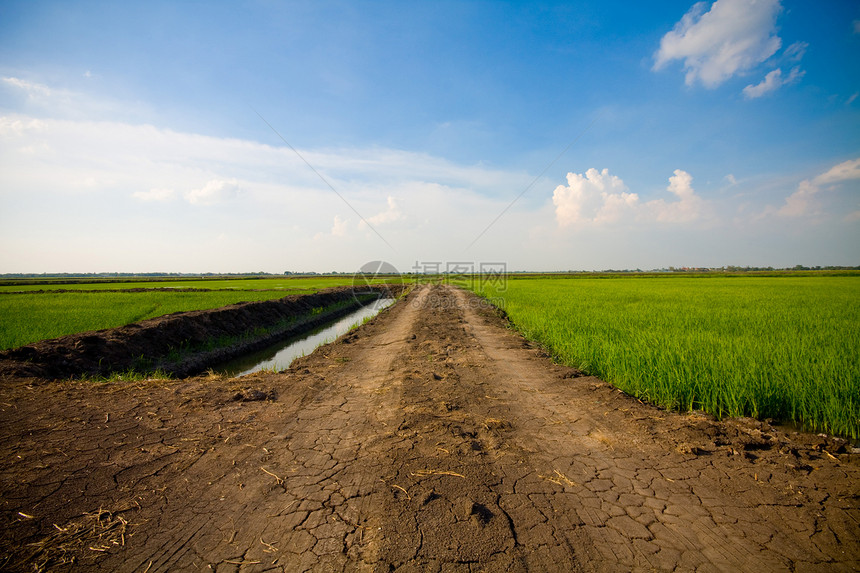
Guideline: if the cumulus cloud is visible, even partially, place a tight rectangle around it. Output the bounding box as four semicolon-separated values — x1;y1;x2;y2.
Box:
553;168;708;226
552;168;638;226
315;215;350;240
742;66;804;98
364;195;403;226
654;0;783;88
645;170;707;222
778;158;860;217
186;179;240;205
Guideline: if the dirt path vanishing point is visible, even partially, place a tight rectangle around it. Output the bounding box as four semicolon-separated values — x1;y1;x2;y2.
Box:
1;284;858;572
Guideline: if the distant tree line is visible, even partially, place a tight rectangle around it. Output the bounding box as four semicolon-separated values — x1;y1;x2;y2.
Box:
2;265;858;280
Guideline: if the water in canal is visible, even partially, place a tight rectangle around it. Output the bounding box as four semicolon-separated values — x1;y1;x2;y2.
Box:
216;297;396;377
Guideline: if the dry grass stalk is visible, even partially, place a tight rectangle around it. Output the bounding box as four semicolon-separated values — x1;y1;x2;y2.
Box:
260;466;284;485
538;469;579;488
21;506;133;572
410;469;466;478
391;484;411;499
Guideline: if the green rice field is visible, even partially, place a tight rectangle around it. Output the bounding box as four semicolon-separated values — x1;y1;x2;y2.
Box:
0;277;372;350
471;275;860;439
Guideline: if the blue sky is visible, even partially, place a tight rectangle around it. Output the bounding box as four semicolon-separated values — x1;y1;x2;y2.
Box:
1;0;858;273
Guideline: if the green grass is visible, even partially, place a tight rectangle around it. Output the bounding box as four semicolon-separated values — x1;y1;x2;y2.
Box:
470;276;860;439
85;368;174;383
0;276;409;350
0;290;302;350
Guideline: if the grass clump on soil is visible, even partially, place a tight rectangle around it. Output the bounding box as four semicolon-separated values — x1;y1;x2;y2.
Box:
85;369;174;383
471;276;860;440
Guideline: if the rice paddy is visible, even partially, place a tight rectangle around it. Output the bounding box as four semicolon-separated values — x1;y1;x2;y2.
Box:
0;277;375;350
471;275;860;439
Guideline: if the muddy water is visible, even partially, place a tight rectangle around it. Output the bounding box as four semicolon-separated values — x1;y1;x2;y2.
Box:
216;298;396;377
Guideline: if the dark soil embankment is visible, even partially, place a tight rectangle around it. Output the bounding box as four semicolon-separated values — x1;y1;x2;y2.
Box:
0;284;406;380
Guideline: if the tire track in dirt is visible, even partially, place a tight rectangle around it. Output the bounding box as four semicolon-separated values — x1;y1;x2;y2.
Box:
0;284;857;572
101;286;436;572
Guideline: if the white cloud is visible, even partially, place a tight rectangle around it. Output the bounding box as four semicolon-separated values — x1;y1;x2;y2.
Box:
743;66;804;98
2;88;855;273
0;113;527;208
553;168;709;227
777;179;817;217
365;195;402;226
2;77;52;98
0;112;551;271
0;116;47;137
743;69;782;98
2;75;152;123
315;215;350;240
133;187;176;202
186;179;240;205
645;169;708;223
778;158;860;217
654;0;783;88
782;65;804;82
783;41;808;62
812;157;860;186
331;215;348;237
552;168;638;226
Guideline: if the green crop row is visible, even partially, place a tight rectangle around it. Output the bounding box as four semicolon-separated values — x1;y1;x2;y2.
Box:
470;276;860;439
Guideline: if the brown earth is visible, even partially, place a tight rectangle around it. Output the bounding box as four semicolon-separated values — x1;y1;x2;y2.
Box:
0;284;857;572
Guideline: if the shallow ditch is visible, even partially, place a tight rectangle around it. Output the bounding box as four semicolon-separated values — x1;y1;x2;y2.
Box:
215;297;396;376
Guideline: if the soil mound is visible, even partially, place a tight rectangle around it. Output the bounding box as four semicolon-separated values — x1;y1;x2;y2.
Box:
0;284;405;380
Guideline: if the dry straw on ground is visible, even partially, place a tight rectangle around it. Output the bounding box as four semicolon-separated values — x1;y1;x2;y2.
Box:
18;505;136;572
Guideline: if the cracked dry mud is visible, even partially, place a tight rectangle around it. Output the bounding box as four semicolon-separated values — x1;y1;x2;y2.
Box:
1;284;858;572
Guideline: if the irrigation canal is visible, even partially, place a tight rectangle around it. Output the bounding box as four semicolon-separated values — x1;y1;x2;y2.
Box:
215;297;396;376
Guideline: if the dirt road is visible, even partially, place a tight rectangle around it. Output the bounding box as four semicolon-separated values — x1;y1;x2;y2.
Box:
1;284;857;571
